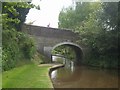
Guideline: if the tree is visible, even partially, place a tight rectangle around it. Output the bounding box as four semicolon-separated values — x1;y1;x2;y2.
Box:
58;3;92;31
58;2;119;68
2;2;35;30
2;2;38;71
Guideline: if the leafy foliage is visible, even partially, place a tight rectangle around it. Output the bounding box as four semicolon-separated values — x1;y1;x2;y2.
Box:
2;2;40;30
58;2;119;68
2;2;37;71
52;45;76;61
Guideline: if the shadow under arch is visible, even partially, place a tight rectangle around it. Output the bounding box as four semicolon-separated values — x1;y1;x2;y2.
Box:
51;42;83;65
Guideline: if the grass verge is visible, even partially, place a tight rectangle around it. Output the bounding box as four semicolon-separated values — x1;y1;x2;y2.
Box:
2;63;53;88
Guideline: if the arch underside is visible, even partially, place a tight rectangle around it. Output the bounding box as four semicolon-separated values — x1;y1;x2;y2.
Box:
52;42;83;65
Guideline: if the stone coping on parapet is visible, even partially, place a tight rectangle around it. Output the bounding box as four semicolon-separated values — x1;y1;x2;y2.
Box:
24;24;73;32
49;63;65;89
49;63;65;72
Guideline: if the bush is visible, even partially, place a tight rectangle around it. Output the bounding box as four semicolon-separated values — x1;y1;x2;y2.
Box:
17;32;36;59
2;29;36;71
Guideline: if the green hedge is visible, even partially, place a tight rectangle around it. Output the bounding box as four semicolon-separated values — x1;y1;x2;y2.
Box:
2;29;36;71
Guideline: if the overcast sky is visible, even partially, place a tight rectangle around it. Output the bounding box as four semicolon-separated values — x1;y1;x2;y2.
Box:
25;0;72;28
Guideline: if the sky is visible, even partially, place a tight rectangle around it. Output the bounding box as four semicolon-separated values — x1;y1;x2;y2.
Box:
25;0;73;28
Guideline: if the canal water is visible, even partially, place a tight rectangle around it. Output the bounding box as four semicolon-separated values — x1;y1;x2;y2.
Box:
51;56;119;88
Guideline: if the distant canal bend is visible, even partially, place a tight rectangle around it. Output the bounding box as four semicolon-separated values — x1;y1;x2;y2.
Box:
50;56;118;88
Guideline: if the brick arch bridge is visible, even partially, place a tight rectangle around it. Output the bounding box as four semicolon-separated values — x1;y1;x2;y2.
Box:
52;42;83;64
22;24;87;64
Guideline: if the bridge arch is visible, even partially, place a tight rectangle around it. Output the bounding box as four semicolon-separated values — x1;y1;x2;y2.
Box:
51;42;83;65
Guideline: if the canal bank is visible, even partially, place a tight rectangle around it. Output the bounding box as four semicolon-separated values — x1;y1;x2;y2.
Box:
48;63;65;89
38;63;65;89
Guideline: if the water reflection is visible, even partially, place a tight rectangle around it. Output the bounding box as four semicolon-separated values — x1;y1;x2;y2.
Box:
64;60;75;73
51;70;57;79
51;56;118;88
52;56;65;64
